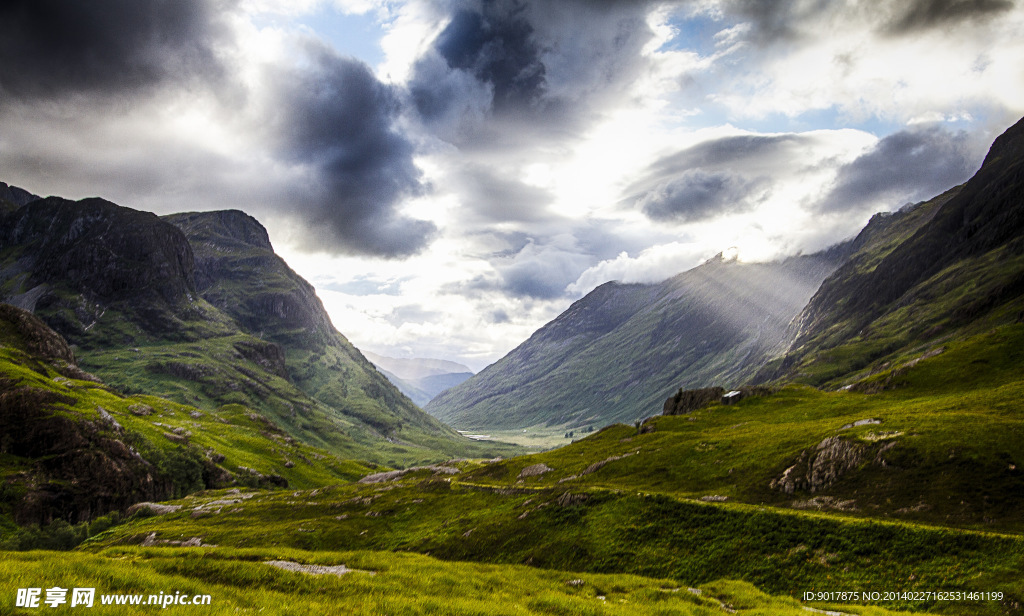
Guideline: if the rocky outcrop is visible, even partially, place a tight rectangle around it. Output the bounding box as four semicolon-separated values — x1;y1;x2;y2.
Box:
770;436;868;494
663;387;724;415
234;340;290;381
2;197;195;305
0;196;197;342
518;463;553;479
0;182;39;207
0;303;76;363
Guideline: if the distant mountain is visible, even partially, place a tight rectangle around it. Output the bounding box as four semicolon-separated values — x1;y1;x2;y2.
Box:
363;350;474;407
426;249;849;431
772;115;1024;387
0;194;519;465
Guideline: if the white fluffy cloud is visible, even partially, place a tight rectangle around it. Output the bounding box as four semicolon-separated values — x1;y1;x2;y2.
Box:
2;0;1022;367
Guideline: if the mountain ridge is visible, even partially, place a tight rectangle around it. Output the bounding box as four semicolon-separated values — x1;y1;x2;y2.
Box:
426;249;848;431
0;193;520;465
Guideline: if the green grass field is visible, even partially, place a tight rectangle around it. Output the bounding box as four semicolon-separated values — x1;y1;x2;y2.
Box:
2;546;935;615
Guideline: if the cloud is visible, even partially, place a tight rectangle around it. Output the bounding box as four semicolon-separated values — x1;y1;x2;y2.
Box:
711;0;1014;46
454;239;592;300
715;0;819;44
432;3;546;113
322;275;405;296
886;0;1014;34
566;242;707;296
384;304;442;326
450;165;555;223
406;0;664;148
647;134;805;171
821;125;979;213
267;40;435;257
0;0;231;103
637;170;764;222
627;133;814;224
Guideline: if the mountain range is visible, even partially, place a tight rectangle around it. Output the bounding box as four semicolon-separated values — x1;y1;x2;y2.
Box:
2;118;1024;615
426;249;848;430
0;191;519;469
428;116;1024;435
363;351;474;407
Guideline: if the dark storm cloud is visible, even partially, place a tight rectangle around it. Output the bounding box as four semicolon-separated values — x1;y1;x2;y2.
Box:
886;0;1014;33
433;3;546;112
410;0;546;123
628;133;808;224
821;125;977;213
271;43;434;258
718;0;813;43
638;171;763;223
0;0;230;102
710;0;1014;46
408;0;663;147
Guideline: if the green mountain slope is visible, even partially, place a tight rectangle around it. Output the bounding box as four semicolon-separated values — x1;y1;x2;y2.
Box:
0;303;374;534
162;211;471;450
774;116;1024;387
426;250;847;431
0;196;520;465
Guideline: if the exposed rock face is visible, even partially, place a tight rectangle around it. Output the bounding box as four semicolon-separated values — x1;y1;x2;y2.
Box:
770;437;867;494
0;197;197;342
164;210;333;349
0;384;171;525
233;340;290;381
663;387;725;415
0;303;76;363
518;463;553;479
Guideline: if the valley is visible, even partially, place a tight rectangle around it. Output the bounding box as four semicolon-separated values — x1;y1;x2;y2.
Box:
2;117;1024;615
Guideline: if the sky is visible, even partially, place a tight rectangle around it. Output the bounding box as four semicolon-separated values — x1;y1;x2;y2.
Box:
1;0;1023;371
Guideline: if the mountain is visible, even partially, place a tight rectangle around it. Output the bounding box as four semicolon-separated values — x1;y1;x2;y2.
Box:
0;181;39;209
0;302;374;529
363;350;474;407
772;115;1024;387
0;194;520;466
426;249;849;431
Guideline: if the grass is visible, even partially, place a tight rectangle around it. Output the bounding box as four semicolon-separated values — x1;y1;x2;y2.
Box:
461;323;1024;533
0;343;375;490
0;546;929;615
79;472;1024;616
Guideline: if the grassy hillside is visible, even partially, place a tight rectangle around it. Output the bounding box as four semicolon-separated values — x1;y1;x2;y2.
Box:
0;304;376;541
81;474;1022;615
73;322;1024;614
459;322;1024;532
